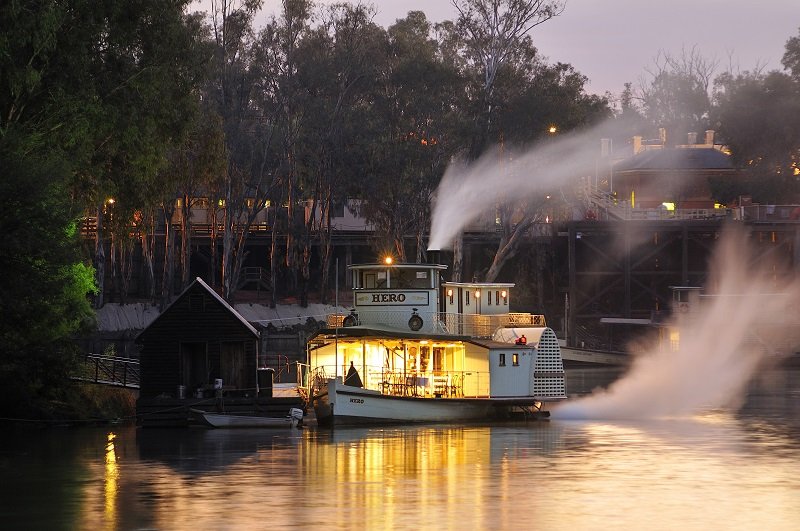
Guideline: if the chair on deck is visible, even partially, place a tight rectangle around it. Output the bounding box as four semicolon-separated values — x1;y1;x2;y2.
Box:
448;374;463;397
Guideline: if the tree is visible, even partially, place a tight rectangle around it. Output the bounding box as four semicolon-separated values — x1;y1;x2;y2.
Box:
0;142;97;418
353;11;462;264
291;3;384;304
637;47;719;142
713;69;800;203
482;59;610;282
449;0;565;281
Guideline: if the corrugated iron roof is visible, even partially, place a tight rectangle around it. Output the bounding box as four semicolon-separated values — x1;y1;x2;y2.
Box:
614;148;734;172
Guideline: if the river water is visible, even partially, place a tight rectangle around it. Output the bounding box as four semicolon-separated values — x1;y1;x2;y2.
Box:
2;367;799;530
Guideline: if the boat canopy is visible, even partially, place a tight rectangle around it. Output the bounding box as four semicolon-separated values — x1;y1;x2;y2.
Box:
491;327;551;346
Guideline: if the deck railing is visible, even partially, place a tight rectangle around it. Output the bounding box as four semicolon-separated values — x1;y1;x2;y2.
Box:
313;364;491;398
437;312;546;337
328;311;546;338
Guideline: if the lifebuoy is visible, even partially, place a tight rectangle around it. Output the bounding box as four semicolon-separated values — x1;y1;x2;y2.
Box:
408;314;423;331
343;314;358;327
678;302;690;313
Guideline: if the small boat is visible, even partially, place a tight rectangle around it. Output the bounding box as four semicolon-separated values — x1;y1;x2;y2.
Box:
190;407;304;428
307;258;567;426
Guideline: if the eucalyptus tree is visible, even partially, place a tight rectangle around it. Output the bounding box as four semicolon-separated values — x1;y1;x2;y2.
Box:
206;0;283;300
355;11;464;265
482;59;610;282
171;110;227;291
291;3;385;305
636;47;719;142
0;0;208;413
448;0;565;281
712;30;800;204
248;0;315;306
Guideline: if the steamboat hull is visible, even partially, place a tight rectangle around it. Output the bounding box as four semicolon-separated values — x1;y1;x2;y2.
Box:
313;379;552;427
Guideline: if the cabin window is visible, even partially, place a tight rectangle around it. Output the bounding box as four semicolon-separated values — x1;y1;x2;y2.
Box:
487;291;492;305
512;353;519;366
433;347;444;372
448;289;454;305
499;353;506;367
393;268;430;289
496;291;500;305
419;347;430;372
465;291;470;306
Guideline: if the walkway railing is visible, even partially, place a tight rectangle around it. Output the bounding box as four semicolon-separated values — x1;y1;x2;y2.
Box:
73;354;140;389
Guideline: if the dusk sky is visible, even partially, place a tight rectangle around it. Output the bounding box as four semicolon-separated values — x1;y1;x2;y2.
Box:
249;0;799;97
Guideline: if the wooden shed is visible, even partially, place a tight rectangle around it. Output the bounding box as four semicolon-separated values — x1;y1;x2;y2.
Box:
135;277;260;399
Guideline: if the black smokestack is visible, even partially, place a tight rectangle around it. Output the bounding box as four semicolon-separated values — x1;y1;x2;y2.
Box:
427;249;441;265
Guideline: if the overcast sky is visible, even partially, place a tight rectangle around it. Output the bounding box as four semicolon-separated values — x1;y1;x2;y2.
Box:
221;0;799;97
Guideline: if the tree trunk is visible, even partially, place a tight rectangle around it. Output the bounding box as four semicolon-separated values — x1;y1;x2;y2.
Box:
451;232;463;283
180;193;192;289
94;205;106;309
160;214;176;310
141;216;156;302
210;206;219;288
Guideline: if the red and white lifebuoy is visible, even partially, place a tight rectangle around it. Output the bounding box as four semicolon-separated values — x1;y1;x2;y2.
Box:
678;302;690;313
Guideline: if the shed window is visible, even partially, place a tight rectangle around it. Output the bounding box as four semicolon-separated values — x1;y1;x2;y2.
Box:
499;353;506;367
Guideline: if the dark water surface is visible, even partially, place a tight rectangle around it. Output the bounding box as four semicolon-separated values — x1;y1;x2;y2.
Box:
2;367;799;530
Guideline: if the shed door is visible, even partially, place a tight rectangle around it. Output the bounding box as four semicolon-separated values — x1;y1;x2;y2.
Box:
221;341;247;390
181;342;208;389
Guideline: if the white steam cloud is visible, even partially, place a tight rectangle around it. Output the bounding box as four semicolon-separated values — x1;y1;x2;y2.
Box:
554;226;800;420
428;123;610;250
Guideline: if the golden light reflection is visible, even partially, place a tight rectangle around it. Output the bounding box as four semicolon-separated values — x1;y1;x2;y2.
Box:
104;432;119;527
305;428;494;529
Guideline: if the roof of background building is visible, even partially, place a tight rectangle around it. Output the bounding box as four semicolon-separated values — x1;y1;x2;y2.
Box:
614;148;735;172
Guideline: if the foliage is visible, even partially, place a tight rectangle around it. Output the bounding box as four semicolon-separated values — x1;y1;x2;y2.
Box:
0;140;97;418
713;33;800;203
636;48;718;141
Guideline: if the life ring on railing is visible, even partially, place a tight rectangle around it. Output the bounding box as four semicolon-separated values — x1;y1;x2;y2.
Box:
343;309;359;327
408;308;423;331
678;302;690;314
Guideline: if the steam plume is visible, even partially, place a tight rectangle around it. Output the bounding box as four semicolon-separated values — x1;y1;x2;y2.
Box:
554;226;800;420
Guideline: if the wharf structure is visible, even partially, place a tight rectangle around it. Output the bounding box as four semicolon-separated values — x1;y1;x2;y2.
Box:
81;130;800;363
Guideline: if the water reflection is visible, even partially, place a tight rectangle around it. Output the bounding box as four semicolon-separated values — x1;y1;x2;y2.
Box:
2;369;799;529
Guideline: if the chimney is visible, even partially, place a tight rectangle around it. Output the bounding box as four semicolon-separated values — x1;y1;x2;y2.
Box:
705;130;715;145
427;249;441;265
633;135;642;154
687;132;697;145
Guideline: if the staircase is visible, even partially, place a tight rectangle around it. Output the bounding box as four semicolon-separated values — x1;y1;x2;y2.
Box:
238;266;270;292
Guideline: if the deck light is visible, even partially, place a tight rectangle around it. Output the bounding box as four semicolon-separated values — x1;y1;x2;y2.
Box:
447;289;453;297
501;290;507;298
384;256;393;265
